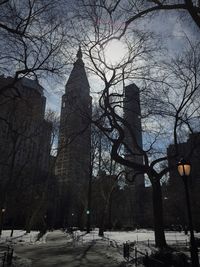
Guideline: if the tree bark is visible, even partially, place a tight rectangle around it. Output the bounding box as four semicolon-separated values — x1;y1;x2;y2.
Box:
98;208;105;237
108;194;112;230
152;179;167;248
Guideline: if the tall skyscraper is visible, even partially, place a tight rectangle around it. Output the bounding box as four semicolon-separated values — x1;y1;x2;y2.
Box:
55;47;92;227
0;76;51;180
0;76;52;227
123;83;145;226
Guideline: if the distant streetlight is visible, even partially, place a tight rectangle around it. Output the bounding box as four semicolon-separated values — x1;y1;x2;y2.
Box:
86;210;91;233
0;208;6;236
177;159;199;267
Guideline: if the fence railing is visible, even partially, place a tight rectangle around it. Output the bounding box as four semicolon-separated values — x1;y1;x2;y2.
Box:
0;245;14;267
122;239;192;266
134;238;188;247
123;242;166;266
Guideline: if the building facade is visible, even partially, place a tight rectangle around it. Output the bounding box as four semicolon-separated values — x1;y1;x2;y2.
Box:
123;84;145;227
0;75;52;228
55;47;92;227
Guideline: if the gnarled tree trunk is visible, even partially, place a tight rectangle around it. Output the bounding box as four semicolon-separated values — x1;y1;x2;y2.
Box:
152;178;167;248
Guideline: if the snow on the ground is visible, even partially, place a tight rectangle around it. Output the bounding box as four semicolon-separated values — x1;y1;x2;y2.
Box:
74;228;190;246
0;230;48;267
105;229;191;250
0;229;194;267
73;229;197;266
0;230;47;245
72;229;192;265
0;228;193;246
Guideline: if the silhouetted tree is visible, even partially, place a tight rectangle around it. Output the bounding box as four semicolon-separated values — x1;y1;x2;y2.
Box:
70;2;200;247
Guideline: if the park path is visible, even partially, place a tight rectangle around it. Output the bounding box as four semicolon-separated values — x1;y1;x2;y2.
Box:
14;230;123;267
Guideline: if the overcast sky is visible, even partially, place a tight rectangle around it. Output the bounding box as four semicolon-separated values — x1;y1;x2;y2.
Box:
44;5;200;114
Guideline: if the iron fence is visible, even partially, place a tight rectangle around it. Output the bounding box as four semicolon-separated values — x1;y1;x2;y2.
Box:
1;245;13;267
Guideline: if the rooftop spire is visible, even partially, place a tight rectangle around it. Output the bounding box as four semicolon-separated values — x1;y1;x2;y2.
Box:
76;45;82;59
65;45;89;93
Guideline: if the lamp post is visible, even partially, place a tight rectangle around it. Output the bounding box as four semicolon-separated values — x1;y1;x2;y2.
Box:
86;162;92;234
177;159;199;267
86;210;90;233
0;208;6;236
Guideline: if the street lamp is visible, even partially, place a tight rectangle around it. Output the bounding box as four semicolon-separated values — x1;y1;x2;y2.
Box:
177;159;199;267
86;210;90;233
0;208;6;236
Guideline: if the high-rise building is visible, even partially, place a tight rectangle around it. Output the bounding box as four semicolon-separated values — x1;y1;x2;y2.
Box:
0;75;52;227
123;83;145;227
55;47;92;227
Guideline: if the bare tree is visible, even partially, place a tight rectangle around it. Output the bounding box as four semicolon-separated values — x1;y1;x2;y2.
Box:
93;42;200;248
70;1;200;247
0;0;74;95
76;0;200;38
90;119;123;235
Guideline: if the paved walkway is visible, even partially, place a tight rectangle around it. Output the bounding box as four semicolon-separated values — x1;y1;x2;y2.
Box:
14;231;123;266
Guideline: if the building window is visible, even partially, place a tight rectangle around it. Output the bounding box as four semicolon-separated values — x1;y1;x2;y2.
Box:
62;101;66;108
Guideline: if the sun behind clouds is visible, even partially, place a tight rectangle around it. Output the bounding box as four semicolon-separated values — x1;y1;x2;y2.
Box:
103;39;127;65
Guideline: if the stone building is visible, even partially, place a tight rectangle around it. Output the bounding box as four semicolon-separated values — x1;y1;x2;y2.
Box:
123;83;145;227
166;133;200;229
55;47;92;227
0;75;52;228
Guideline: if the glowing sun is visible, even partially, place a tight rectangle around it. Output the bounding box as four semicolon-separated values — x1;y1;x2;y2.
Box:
103;39;127;65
